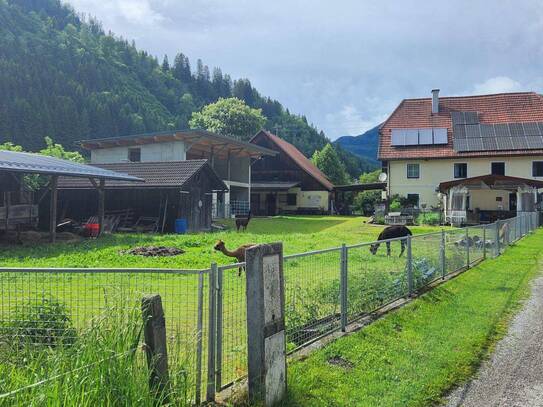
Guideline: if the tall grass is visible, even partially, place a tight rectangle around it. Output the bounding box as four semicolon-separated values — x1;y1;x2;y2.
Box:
0;296;193;406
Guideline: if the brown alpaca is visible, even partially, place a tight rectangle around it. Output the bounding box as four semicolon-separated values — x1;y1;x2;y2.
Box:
235;211;252;232
213;240;257;276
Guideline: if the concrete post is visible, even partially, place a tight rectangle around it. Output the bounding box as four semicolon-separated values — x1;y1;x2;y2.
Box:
340;244;348;332
245;243;286;406
406;236;413;296
440;230;446;279
465;228;470;268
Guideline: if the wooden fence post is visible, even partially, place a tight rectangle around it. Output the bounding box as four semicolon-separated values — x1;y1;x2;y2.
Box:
141;294;170;400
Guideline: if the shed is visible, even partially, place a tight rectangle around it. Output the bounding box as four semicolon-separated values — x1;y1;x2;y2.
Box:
58;160;227;232
0;150;141;241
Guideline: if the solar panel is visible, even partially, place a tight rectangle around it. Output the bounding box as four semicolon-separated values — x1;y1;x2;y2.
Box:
466;138;484;151
526;136;543;148
418;128;433;145
494;123;510;137
453;139;468;151
482;137;498;151
480;124;495;138
464;111;479;124
510;136;528;149
538;122;543;134
451;112;465;126
433;128;448;144
496;137;513;150
391;129;405;146
465;124;481;138
509;123;524;137
523;122;539;136
453;124;466;139
404;129;419;145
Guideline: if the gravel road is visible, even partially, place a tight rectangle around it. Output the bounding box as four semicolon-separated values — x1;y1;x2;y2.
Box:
446;274;543;407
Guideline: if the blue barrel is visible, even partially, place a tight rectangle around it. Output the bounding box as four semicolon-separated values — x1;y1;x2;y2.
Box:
175;218;187;234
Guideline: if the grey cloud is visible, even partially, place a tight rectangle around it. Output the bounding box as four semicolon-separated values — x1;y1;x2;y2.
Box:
67;0;543;139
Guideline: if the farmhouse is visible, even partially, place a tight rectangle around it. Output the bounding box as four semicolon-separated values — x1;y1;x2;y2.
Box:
249;130;334;215
379;90;543;224
78;130;276;217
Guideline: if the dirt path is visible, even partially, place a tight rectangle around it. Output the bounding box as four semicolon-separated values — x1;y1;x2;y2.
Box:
446;273;543;407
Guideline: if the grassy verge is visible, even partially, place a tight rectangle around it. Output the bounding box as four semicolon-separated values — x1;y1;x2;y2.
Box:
283;229;543;407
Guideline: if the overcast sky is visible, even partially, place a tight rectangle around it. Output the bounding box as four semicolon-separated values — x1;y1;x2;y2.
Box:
67;0;543;140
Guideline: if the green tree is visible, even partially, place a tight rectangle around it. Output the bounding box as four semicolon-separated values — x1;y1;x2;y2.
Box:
39;137;85;163
0;142;24;151
311;143;350;185
359;169;381;183
189;97;266;140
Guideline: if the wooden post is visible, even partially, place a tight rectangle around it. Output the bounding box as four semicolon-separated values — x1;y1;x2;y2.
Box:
98;179;105;237
49;176;58;243
141;294;170;400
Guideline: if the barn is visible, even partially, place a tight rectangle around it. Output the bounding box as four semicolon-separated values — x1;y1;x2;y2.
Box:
58;160;227;233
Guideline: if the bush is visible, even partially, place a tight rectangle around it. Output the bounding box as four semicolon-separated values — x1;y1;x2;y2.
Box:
5;297;77;347
416;212;441;226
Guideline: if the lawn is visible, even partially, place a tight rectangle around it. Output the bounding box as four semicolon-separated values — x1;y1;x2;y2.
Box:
0;216;443;269
283;229;543;407
0;216;447;403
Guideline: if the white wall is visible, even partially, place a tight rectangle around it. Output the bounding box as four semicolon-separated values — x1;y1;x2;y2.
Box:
388;155;543;208
90;141;186;163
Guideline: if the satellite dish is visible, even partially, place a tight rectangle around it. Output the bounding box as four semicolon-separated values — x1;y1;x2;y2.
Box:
378;172;388;182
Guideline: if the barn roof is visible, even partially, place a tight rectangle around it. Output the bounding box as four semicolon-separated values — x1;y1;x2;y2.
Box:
79;129;277;159
57;160;227;191
0;150;141;181
250;130;334;191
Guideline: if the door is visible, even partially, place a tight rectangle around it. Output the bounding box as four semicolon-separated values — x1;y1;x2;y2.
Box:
251;193;260;215
266;193;276;216
509;193;517;212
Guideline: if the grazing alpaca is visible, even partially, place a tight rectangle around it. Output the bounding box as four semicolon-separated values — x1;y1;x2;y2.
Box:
213;240;257;276
235;211;252;232
369;225;412;257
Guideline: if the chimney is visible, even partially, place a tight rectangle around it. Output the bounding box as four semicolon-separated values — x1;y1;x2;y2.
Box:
431;89;440;114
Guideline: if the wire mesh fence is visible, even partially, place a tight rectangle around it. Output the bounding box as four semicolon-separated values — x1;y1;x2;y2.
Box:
0;212;538;404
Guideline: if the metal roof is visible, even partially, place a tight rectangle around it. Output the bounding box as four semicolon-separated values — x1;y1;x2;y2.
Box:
334;182;387;192
0;150;142;181
251;181;300;190
57;160;228;191
438;174;543;193
78;129;277;159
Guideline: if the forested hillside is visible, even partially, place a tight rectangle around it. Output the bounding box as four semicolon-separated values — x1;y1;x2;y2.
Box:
335;125;380;169
0;0;367;177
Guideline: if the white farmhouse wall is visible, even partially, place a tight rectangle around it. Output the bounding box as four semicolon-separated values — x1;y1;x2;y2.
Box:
90;141;186;164
388;155;543;208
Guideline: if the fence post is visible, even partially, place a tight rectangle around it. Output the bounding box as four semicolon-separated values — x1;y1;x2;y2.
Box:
195;272;204;405
340;244;348;332
465;227;470;268
440;230;446;279
206;263;218;402
495;220;501;256
482;225;487;260
407;235;413;297
245;243;286;406
215;267;223;392
141;294;170;400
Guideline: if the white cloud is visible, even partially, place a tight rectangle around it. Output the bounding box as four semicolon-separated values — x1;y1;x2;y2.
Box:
65;0;543;139
472;76;524;95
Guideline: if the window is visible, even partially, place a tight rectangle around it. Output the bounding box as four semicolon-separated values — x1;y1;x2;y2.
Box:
533;161;543;177
287;193;297;206
406;163;420;179
406;194;420;208
454;163;467;178
491;162;505;176
128;148;141;162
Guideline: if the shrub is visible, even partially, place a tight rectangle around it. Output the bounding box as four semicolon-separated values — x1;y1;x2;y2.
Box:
5;297;77;347
416;212;441;226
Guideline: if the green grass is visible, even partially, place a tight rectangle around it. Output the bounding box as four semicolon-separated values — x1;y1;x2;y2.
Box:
0;216;442;269
0;216;446;402
283;229;543;407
